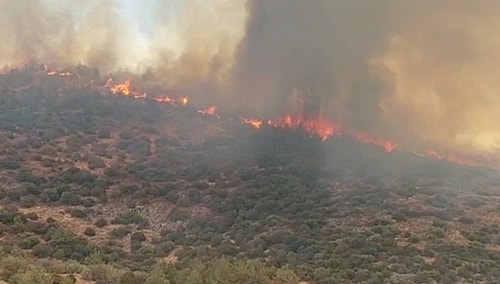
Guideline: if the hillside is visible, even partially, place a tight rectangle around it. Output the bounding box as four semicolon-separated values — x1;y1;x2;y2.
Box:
0;68;500;284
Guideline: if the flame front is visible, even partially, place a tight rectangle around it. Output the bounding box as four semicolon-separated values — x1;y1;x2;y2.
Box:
47;69;72;77
198;106;220;118
418;150;480;167
106;78;146;99
155;96;177;105
354;132;398;152
270;114;341;141
242;117;263;129
27;68;489;170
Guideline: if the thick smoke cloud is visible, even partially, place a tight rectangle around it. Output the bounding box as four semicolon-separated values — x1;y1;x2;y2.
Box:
0;0;135;71
375;1;500;156
231;0;395;125
1;0;500;161
0;0;245;86
235;0;500;160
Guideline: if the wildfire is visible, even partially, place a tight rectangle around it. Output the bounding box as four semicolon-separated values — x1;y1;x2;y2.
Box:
47;71;72;77
179;96;189;106
106;78;146;99
354;132;398;152
154;96;176;105
4;65;489;170
154;95;190;107
242;117;264;129
418;150;480;167
270;114;341;141
198;106;220;118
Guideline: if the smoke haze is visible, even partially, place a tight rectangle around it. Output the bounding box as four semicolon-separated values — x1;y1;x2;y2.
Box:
1;0;500;162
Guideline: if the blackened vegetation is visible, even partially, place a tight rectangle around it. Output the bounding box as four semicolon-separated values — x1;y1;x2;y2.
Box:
0;75;499;283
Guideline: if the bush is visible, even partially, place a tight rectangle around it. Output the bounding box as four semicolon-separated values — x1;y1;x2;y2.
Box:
466;198;485;208
110;226;131;239
25;212;39;220
32;243;53;258
131;232;147;243
20;194;37;208
60;192;82;206
0;209;16;224
112;211;149;227
88;156;106;170
40;188;59;203
18;236;40;249
120;271;140;284
5;188;25;201
0;158;21;170
95;218;108;228
84;227;96;236
97;128;111;139
70;208;88;219
156;241;175;257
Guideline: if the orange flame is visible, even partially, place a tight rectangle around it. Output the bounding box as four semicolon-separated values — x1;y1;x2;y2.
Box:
178;96;189;106
270;114;341;141
155;95;176;105
106;78;146;99
198;106;220;118
242;117;263;129
354;132;399;152
154;95;189;107
107;78;131;95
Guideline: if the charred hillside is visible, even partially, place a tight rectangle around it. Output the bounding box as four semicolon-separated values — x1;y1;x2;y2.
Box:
0;71;499;283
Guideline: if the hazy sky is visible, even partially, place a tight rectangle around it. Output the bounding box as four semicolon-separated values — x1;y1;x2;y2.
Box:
121;0;178;38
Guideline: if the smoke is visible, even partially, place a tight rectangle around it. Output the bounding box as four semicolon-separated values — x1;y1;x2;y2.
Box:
231;0;395;123
0;0;134;71
0;0;245;87
2;0;500;161
375;1;500;156
233;0;500;161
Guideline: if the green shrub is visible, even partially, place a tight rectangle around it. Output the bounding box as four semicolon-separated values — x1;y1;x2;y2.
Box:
32;243;53;258
110;226;131;239
60;192;82;206
20;194;36;208
70;209;88;219
40;188;59;203
18;236;40;250
112;211;149;227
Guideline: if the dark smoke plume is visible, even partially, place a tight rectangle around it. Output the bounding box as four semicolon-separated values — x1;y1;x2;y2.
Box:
232;0;500;161
230;0;395;127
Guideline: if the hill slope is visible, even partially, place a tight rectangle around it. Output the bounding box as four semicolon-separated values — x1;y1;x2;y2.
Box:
0;71;499;283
